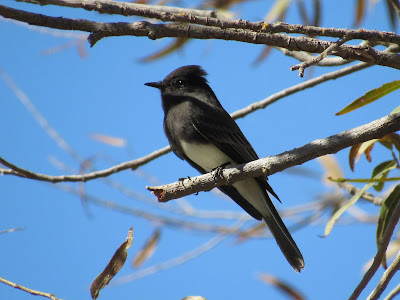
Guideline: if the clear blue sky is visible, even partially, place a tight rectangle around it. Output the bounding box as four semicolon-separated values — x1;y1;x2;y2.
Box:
1;1;400;299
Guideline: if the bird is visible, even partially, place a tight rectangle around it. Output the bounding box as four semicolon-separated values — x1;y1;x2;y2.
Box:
145;65;304;272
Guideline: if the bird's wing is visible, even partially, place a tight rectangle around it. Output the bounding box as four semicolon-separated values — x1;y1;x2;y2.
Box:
192;107;279;200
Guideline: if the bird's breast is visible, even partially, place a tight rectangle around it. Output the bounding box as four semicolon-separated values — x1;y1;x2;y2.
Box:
179;141;233;172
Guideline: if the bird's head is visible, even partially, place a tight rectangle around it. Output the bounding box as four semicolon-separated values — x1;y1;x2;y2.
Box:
145;65;209;95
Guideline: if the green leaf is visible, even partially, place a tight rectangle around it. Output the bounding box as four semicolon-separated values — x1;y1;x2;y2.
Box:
265;0;291;22
336;80;400;115
377;184;400;268
391;105;400;114
372;160;397;192
324;160;396;237
329;177;400;183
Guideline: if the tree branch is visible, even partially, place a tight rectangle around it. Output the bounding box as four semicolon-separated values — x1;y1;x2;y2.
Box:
349;196;400;300
1;4;400;69
146;113;400;202
0;276;63;300
13;0;400;46
368;249;400;299
0;146;171;182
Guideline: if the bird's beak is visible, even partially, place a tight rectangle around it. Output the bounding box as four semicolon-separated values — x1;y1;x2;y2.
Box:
145;81;164;90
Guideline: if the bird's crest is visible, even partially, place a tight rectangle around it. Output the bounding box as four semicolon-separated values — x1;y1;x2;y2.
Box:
163;65;208;84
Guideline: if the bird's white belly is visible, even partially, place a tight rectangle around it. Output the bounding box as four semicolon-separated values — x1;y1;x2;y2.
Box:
180;141;233;172
180;141;267;215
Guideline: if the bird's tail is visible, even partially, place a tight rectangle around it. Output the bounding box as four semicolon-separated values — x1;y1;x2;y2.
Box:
262;201;305;273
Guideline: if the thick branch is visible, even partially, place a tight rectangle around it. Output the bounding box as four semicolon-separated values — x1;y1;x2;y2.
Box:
15;0;400;46
1;5;400;69
147;113;400;202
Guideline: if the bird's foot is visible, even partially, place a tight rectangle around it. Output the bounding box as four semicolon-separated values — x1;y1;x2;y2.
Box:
212;161;230;179
178;176;191;187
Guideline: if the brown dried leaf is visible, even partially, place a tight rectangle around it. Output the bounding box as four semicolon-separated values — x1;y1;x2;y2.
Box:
141;38;189;62
253;46;273;65
354;0;365;27
236;222;265;243
380;133;400;153
132;229;160;268
349;143;361;172
312;0;321;27
90;228;134;300
364;143;374;162
90;133;127;147
317;155;344;185
258;273;305;300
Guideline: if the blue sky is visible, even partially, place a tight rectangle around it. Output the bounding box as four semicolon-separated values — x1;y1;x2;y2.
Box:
1;1;400;299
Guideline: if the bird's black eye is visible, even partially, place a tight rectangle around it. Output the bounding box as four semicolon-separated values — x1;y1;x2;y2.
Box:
173;79;186;87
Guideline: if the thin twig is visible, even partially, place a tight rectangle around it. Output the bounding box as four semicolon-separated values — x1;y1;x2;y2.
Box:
232;62;370;120
276;47;351;66
0;276;63;300
0;67;83;163
349;199;400;300
337;181;383;206
0;227;26;234
291;35;352;77
368;249;400;299
0;146;171;182
384;282;400;300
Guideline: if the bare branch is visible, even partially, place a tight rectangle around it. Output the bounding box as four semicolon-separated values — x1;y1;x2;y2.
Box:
337;182;383;206
0;276;63;300
1;4;400;69
384;282;400;300
147;113;400;202
368;249;400;299
0;146;171;182
12;0;400;46
349;198;400;300
231;61;371;120
290;35;352;77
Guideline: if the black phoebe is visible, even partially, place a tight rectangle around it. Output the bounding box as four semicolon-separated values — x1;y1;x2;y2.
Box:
145;65;304;272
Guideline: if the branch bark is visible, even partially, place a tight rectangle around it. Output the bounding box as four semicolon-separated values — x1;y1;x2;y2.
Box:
1;3;400;69
146;113;400;202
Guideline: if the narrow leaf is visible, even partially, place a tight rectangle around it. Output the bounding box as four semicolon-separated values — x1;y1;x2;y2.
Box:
329;177;400;184
336;80;400;115
372;160;397;192
324;161;396;237
90;228;134;300
258;273;305;300
349;143;362;172
132;229;160;268
391;105;400;114
90;133;127;147
141;38;189;62
354;0;365;27
377;184;400;268
265;0;291;22
312;0;321;27
385;0;397;30
317;155;344;186
324;182;374;237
